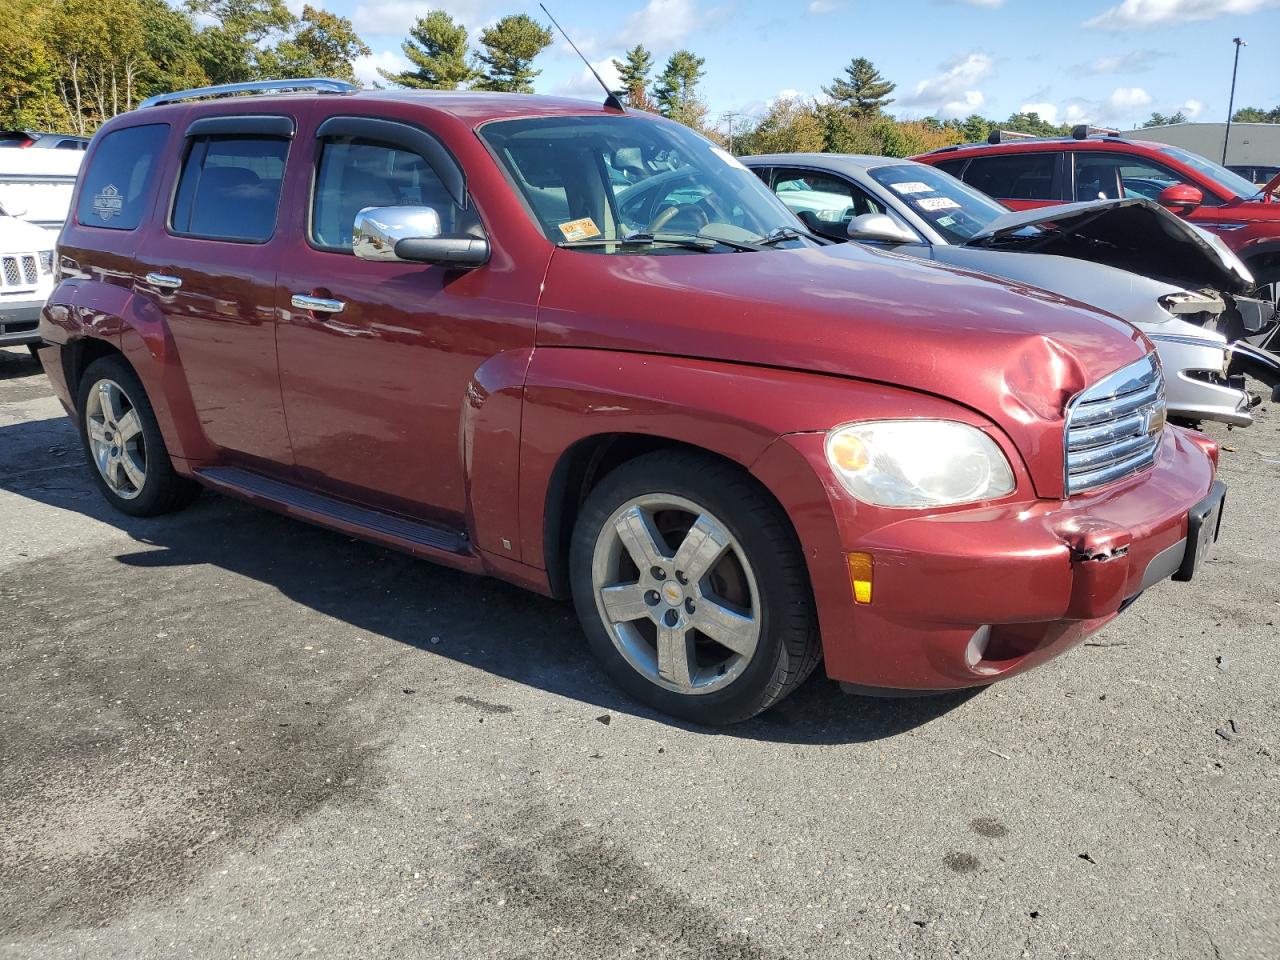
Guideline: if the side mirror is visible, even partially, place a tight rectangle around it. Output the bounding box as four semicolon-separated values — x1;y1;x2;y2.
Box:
353;205;489;268
1156;183;1203;215
846;213;917;244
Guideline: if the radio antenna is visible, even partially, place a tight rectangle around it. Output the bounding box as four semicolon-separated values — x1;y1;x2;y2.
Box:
539;3;625;112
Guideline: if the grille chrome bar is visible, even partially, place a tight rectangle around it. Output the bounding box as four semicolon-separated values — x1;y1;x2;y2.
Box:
1065;354;1165;496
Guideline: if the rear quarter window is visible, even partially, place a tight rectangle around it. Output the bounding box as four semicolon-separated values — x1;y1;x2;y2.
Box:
76;124;170;230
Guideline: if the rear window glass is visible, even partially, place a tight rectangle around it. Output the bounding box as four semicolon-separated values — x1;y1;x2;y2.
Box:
170;136;289;243
76;124;169;230
962;153;1058;200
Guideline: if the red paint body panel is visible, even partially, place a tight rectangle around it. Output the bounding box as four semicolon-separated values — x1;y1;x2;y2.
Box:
913;138;1280;269
39;91;1221;696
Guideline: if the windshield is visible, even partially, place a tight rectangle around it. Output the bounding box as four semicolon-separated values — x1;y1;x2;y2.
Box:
1154;144;1261;199
479;115;813;253
866;163;1007;244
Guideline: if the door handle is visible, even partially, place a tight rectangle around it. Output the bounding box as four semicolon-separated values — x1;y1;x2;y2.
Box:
291;294;345;314
146;272;183;290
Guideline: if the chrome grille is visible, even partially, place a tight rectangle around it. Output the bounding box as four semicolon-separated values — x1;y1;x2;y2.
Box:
1065;354;1165;495
0;253;40;290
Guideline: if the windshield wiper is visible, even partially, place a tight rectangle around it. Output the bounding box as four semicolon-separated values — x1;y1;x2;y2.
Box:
754;226;828;247
558;232;762;253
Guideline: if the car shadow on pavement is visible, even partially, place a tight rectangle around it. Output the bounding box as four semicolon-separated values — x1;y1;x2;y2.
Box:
0;412;980;745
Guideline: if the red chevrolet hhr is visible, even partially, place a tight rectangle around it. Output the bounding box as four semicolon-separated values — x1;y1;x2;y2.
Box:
37;80;1224;723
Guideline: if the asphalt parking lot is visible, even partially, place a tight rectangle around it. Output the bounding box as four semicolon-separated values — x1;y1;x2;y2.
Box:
1;344;1277;960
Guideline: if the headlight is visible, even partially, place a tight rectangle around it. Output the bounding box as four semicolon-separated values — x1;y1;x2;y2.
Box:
825;420;1016;508
38;250;54;273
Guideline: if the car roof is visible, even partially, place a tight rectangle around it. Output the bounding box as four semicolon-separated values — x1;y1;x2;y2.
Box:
918;137;1157;161
136;89;631;129
743;153;917;174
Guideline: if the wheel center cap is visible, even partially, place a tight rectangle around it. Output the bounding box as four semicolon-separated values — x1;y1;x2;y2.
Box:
661;581;685;606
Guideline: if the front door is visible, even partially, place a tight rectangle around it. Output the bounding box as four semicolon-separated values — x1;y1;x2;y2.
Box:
134;120;295;469
274;116;535;527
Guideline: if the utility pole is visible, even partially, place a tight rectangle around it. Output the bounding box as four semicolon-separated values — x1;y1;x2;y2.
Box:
722;111;740;154
1223;37;1246;165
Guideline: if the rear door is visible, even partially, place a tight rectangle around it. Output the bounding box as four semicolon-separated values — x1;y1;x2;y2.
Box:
133;114;296;470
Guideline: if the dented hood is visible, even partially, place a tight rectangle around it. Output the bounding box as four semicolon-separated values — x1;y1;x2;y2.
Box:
538;241;1151;498
967;197;1253;294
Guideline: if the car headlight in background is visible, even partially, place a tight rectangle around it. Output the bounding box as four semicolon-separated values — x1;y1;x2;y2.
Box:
825;420;1016;508
38;250;54;274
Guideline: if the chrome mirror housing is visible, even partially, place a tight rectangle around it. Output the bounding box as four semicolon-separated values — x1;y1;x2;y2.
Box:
353;205;490;268
847;213;917;245
353;206;442;262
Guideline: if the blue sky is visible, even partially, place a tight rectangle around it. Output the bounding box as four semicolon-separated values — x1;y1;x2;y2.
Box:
313;0;1280;132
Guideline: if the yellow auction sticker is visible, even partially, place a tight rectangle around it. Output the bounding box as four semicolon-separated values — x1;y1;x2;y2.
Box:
557;217;602;242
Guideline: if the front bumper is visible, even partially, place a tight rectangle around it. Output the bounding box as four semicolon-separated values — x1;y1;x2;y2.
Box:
752;425;1218;692
0;300;42;346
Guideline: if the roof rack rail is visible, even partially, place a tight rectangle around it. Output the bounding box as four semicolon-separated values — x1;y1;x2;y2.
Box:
986;129;1036;145
1071;124;1122;140
138;78;357;110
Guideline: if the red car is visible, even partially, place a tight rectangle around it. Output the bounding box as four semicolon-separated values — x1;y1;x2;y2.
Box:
913;128;1280;307
37;81;1223;724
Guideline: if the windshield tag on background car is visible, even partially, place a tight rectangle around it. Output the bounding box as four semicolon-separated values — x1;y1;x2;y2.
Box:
889;182;933;195
558;217;602;242
917;197;962;212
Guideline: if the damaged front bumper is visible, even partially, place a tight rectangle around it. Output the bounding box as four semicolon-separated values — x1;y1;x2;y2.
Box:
1147;331;1257;426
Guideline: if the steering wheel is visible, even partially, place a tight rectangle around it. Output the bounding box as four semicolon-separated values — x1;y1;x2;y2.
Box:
649;203;710;234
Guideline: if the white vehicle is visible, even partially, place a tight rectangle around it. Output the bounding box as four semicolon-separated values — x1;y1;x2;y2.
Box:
0;206;55;351
0;147;82;231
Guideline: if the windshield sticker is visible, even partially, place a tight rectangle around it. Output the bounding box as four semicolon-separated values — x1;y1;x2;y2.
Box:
710;146;749;171
916;197;961;212
558;217;602;242
92;184;123;222
889;181;933;195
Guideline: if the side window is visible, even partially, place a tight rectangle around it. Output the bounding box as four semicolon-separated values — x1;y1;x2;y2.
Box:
311;139;474;252
962;153;1059;200
933;158;967;178
170;136;289;243
76;124;169;230
771;168;885;230
1075;151;1219;206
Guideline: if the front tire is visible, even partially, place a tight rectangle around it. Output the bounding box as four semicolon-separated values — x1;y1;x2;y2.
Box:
569;450;820;724
76;355;199;516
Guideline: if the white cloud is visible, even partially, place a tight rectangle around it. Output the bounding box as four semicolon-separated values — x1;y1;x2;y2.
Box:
354;49;409;87
1019;101;1059;124
552;58;624;100
898;53;995;119
1102;86;1153;117
1180;98;1205;119
956;0;1006;6
614;0;729;50
352;0;507;38
807;0;846;12
1085;0;1280;30
1081;49;1165;74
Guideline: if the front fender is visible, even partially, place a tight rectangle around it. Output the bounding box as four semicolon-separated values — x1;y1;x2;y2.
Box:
515;348;1031;578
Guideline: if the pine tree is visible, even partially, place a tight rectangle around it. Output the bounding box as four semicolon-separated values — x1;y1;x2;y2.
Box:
472;14;552;94
379;11;476;90
823;57;895;118
654;49;706;130
613;44;656;112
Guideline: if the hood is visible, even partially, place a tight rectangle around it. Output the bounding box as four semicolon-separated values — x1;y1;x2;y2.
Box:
537;241;1151;499
966;197;1253;294
0;214;55;251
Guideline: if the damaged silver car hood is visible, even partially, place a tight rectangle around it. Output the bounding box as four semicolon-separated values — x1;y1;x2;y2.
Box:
966;198;1254;294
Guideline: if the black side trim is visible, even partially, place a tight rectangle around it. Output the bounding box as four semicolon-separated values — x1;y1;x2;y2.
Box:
315;115;466;208
186;115;296;139
195;467;469;554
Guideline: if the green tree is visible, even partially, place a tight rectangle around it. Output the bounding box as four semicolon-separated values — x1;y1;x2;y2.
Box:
473;14;552;93
741;96;824;155
613;44;656;112
1233;105;1280;123
1002;111;1068;137
655;49;707;129
187;0;296;84
823;57;895;118
1142;110;1187;128
47;0;149;132
270;5;369;83
380;10;476;89
0;0;68;131
138;0;208;96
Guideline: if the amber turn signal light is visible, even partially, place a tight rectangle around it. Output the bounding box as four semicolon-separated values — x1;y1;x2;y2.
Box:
847;551;873;605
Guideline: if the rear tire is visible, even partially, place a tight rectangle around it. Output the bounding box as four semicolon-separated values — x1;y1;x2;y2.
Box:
76;355;199;517
569;450;820;725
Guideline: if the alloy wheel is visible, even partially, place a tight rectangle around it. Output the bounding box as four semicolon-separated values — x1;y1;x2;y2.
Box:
84;378;147;500
590;493;761;695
